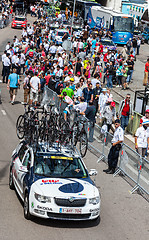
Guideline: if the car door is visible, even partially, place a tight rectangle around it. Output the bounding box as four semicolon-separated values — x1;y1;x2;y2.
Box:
17;149;32;199
13;144;28;198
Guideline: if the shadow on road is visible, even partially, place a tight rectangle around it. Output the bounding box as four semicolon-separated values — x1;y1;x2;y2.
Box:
0;162;9;180
32;215;100;228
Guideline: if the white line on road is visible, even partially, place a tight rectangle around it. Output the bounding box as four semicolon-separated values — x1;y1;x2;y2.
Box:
1;110;6;116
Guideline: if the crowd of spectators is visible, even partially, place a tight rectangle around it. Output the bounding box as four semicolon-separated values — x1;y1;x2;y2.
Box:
2;2;143;139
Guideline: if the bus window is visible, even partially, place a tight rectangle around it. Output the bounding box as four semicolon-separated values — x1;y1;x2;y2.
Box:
106;21;109;28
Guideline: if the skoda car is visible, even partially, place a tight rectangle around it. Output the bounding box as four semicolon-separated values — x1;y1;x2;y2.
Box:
11;16;27;29
9;141;100;221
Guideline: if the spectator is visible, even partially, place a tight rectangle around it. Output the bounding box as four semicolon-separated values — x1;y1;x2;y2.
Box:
118;94;134;131
135;120;149;158
103;119;124;174
7;68;20;105
81;100;96;142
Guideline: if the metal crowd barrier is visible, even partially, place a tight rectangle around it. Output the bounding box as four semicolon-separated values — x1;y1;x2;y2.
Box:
42;86;149;197
91;123;149;196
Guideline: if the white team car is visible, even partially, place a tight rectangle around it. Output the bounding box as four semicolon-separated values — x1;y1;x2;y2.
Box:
9;141;100;221
54;29;71;44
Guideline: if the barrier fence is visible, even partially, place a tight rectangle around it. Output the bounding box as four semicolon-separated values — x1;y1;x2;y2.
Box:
42;86;149;197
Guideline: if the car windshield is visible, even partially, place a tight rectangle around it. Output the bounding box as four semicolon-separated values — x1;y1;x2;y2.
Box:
113;16;133;33
15;17;25;21
101;40;114;46
58;32;69;37
34;155;88;178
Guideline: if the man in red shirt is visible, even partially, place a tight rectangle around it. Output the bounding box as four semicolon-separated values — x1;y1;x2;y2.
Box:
118;94;134;131
99;42;103;54
145;58;149;73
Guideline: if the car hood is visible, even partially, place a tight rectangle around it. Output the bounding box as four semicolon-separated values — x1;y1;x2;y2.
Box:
32;177;98;198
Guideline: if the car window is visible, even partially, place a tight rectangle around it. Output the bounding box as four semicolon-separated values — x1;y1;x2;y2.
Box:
22;150;31;167
15;17;25;21
34;155;88;178
18;145;28;162
101;40;114;46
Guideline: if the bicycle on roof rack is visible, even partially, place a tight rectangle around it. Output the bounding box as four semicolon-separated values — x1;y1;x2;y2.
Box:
16;103;89;157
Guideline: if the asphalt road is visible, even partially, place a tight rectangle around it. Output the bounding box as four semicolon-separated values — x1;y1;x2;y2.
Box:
0;16;149;240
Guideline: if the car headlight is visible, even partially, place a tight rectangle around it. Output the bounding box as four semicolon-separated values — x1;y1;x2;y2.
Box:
89;196;100;205
34;193;51;203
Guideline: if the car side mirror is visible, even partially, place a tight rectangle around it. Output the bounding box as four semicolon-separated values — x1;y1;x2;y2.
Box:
89;169;98;176
19;166;28;173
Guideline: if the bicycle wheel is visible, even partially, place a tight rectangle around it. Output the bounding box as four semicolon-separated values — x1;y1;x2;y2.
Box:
16;115;25;139
61;122;70;144
72;123;78;146
79;131;88;158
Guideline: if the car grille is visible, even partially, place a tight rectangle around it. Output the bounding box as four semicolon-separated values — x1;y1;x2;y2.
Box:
47;212;91;220
54;198;86;207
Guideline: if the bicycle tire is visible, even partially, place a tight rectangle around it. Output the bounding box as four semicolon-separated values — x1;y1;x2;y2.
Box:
79;131;88;158
16;115;25;139
72;122;78;146
61;122;70;144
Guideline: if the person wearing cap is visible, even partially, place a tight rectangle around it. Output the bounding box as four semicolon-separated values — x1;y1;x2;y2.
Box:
103;119;124;174
69;78;75;91
140;109;149;126
102;101;116;132
64;71;72;83
98;88;109;119
135;120;149;158
118;94;134;131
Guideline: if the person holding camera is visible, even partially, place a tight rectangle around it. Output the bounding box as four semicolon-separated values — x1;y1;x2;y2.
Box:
7;68;20;105
118;94;134;131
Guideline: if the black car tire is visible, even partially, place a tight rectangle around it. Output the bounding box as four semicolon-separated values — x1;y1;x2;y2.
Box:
24;193;32;220
9;168;15;190
92;215;100;225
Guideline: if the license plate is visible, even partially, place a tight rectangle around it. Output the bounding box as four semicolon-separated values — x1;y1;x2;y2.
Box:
59;208;82;214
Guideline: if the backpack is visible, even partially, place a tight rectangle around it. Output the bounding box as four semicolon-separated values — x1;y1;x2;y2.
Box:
29;50;34;58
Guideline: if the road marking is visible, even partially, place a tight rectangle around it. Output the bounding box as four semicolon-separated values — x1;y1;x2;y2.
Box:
1;110;6;116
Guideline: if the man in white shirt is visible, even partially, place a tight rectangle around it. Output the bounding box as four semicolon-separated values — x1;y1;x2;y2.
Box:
98;88;109;119
57;44;64;54
11;53;17;71
57;53;63;68
3;53;11;83
5;41;10;51
30;72;41;106
49;44;57;59
103;119;124;174
2;50;7;76
20;51;26;74
54;65;63;79
135;120;149;158
74;97;87;112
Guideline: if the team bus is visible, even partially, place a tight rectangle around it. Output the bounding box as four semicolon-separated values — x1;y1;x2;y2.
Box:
87;6;134;45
